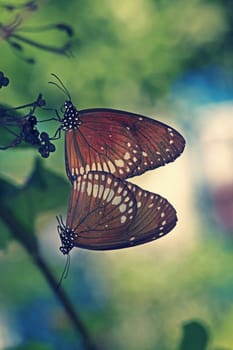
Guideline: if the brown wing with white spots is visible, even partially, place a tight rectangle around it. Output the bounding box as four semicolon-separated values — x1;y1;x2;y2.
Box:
58;172;177;252
125;182;177;247
64;172;137;250
65;110;141;181
64;108;185;182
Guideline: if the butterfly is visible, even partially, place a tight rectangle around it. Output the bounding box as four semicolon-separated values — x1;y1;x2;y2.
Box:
50;75;185;183
57;171;177;253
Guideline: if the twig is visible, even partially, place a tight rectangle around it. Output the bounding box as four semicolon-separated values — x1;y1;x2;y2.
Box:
0;204;98;350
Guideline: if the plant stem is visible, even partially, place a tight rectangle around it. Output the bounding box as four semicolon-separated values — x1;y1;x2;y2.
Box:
0;205;98;350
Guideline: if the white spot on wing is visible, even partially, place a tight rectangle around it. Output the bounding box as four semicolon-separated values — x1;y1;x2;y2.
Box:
85;164;90;173
87;182;92;196
121;215;127;223
93;184;99;197
103;162;109;172
103;188;110;200
97;162;102;171
115;159;124;167
80;181;86;193
124;152;130;160
119;204;126;212
117;185;123;193
106;189;114;202
107;160;116;172
91;163;96;171
98;185;104;198
112;196;121;205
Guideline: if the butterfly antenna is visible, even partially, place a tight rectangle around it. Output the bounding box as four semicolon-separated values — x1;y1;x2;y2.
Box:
49;73;71;101
56;254;71;290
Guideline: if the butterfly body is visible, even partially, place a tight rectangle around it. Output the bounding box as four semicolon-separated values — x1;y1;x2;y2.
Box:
61;101;82;131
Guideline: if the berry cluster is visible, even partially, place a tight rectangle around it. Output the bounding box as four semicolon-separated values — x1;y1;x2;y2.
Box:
38;132;56;158
20;115;56;158
0;72;9;88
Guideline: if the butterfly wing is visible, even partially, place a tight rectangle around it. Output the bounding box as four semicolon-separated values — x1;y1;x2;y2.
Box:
59;171;177;252
65;110;141;181
65;108;185;182
63;171;137;251
124;182;177;247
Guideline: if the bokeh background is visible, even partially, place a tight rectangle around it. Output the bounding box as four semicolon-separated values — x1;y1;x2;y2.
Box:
0;0;233;349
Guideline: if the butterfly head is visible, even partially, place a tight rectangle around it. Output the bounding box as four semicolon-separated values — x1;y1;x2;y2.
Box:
62;100;82;131
56;215;78;255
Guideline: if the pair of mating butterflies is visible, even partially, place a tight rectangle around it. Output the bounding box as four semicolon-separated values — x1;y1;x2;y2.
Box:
55;92;185;254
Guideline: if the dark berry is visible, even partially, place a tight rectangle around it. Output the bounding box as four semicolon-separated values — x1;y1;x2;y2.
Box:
48;143;56;152
28;115;37;125
0;72;10;88
32;129;39;137
42;152;49;158
40;132;49;141
3;77;9;86
38;145;45;153
38;141;52;158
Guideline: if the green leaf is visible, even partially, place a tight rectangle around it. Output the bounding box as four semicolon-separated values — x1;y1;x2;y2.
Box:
0;219;12;249
178;321;209;350
0;158;70;252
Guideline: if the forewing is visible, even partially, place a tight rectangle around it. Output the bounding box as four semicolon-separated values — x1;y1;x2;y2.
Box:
65;110;141;181
66;171;137;250
65;109;185;182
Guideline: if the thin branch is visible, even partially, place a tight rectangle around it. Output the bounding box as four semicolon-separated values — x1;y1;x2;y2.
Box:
9;32;72;55
0;204;98;350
